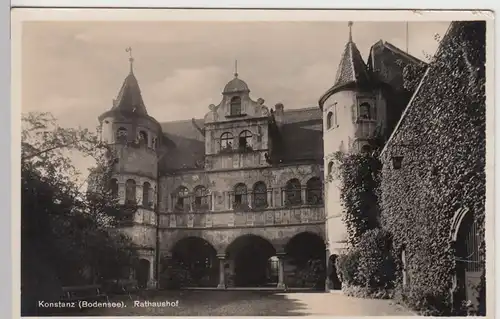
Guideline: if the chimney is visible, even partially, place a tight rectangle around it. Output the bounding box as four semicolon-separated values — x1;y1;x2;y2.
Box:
274;103;285;126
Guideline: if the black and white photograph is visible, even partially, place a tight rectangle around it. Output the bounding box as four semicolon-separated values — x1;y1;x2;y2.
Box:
13;9;493;317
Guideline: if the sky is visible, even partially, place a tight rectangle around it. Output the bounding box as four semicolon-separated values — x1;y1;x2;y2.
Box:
21;20;451;131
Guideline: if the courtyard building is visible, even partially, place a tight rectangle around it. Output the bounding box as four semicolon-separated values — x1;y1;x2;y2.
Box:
98;24;425;290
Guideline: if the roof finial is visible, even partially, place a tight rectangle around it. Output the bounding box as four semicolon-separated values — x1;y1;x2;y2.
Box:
348;21;353;42
126;47;134;73
234;59;238;78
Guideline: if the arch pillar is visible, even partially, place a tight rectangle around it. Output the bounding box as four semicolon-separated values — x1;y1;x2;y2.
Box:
276;251;287;290
217;254;226;289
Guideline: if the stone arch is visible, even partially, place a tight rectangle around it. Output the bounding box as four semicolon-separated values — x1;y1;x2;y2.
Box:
170;236;219;287
284;178;302;206
285;231;326;289
225;234;277;287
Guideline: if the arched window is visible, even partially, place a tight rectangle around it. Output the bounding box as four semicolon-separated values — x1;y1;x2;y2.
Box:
234;183;248;208
109;178;119;198
327;112;333;129
230;96;242;116
220;132;233;151
142;182;151;207
138;130;148;145
359;102;372;120
239;130;253;151
194;186;210;210
306;177;323;205
285;179;302;206
152;137;158;150
116;127;128;142
327;162;334;176
174;186;190;211
125;179;136;204
253;182;268;209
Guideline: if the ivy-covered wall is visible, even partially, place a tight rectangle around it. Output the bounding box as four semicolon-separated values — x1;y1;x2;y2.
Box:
379;21;486;315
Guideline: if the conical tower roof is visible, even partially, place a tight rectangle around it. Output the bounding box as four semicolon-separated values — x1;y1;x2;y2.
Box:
319;22;371;109
111;48;148;115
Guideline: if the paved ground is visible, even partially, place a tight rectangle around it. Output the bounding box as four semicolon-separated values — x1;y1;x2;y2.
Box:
76;290;414;316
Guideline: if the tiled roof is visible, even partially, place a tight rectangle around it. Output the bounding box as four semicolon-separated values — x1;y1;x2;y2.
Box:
223;75;250;94
112;71;148;116
333;41;370;90
158;107;323;173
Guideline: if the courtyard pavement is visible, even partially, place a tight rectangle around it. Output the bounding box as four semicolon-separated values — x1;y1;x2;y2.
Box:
79;290;415;316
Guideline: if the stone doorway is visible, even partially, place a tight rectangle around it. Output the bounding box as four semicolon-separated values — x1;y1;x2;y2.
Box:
136;259;150;289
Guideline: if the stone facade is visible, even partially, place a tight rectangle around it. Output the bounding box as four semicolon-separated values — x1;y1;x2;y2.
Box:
98;27;424;290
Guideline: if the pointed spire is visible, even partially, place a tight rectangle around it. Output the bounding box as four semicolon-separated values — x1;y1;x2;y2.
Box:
111;48;147;115
234;59;238;78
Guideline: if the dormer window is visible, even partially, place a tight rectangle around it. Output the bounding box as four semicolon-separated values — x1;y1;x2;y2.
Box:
230;96;242;116
238;130;253;151
220;132;233;152
138;130;148;145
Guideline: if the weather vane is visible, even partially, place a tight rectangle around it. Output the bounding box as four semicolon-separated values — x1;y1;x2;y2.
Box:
234;59;238;78
126;47;134;72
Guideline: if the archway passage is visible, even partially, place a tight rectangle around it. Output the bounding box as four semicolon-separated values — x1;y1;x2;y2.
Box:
328;254;342;290
136;259;150;289
226;235;276;287
285;232;326;289
171;237;219;287
455;212;485;314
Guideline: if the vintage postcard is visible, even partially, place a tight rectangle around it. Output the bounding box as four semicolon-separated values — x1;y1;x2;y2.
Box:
12;8;494;318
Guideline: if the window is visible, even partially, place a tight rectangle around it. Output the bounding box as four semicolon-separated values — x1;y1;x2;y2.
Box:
220;132;233;151
116;127;127;142
361;144;372;153
194;186;210;210
327;112;333;129
359;102;372;120
142;182;151;207
234;183;248;208
285;179;302;206
327;162;334;176
239;130;253;151
174;186;190;211
152;137;157;150
125;179;136;204
230;96;242;116
253;182;268;209
109;178;119;198
138;130;148;145
306;177;323;205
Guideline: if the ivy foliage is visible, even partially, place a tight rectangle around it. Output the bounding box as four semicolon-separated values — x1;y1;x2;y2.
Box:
379;21;486;316
334;151;382;247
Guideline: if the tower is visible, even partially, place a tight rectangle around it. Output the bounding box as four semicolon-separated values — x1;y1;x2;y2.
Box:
98;48;163;288
319;22;388;256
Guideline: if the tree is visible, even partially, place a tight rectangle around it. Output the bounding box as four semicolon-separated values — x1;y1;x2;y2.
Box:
21;112;137;315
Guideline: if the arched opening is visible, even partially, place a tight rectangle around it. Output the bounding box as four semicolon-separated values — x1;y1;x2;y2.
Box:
194;186;210;211
454;211;484;314
285;232;326;289
328;254;342;290
230;96;242;116
326;112;333;129
238;130;253;151
306;177;323;205
174;186;190;212
125;179;136;204
220;132;233;152
226;235;276;287
233;183;248;210
252;181;268;209
171;237;218;287
327;162;334;176
284;178;302;206
116;127;128;142
136;259;150;289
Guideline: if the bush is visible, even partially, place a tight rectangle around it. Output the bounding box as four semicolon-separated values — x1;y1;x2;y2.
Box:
336;249;362;286
342;284;394;299
356;228;395;288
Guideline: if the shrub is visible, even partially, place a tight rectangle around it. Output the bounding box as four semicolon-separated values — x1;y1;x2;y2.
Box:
356;228;396;288
336;249;362;286
342;284;394;299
